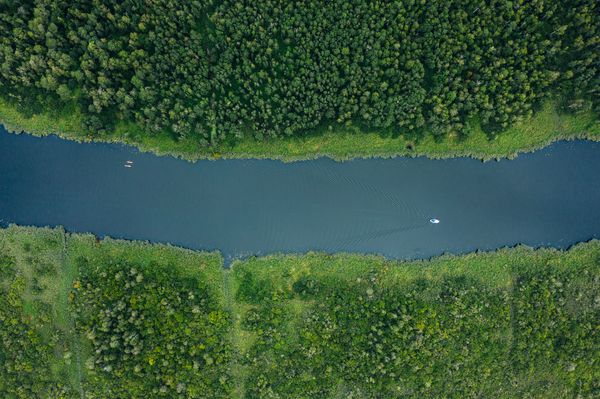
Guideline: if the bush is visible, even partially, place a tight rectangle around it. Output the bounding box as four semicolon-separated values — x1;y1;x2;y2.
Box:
0;256;55;398
71;256;232;398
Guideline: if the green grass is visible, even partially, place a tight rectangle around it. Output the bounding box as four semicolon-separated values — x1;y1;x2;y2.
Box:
1;225;599;398
66;233;224;305
230;244;600;397
66;234;231;398
0;225;79;397
0;97;85;139
0;225;228;398
1;96;598;161
224;102;600;161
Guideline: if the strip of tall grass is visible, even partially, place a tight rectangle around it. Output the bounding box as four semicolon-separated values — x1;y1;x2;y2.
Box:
1;96;597;161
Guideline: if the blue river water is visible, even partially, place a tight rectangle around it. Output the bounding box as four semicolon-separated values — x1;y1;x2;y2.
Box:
1;126;599;264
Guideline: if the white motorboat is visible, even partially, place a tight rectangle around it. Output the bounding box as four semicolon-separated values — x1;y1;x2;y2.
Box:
429;218;440;224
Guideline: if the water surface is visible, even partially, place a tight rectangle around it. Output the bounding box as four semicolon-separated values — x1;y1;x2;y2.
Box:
1;126;599;264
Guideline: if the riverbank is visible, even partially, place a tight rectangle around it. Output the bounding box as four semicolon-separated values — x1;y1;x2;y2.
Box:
4;129;599;264
1;97;598;162
1;225;598;398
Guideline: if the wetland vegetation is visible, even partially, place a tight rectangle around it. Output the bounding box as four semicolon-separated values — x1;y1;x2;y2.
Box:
1;225;598;398
1;2;599;397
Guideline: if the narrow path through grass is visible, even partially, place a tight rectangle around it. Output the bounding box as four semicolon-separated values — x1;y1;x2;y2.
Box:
59;228;85;398
223;269;248;399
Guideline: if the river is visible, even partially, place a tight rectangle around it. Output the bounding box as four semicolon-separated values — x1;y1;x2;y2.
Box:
1;126;599;264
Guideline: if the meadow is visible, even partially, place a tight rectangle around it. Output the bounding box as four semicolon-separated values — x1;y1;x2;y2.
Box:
1;225;598;398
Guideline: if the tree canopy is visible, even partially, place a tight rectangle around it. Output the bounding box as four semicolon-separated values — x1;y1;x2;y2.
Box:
0;0;598;145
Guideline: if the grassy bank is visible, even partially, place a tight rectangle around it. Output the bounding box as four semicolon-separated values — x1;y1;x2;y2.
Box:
0;226;76;397
231;247;600;397
1;97;598;162
0;225;231;398
1;225;599;398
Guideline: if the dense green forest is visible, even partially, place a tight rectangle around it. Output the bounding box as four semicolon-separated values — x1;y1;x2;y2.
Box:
0;0;598;150
1;225;598;398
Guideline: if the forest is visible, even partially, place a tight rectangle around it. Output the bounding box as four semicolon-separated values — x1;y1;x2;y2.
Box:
0;0;598;151
1;225;598;398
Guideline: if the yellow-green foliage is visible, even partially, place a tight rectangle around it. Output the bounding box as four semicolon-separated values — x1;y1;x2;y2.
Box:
69;236;232;398
0;226;76;398
1;225;598;398
1;97;598;162
0;226;231;398
231;244;600;398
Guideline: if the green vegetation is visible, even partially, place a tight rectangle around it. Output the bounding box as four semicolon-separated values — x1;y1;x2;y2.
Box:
1;1;598;160
69;235;232;398
1;225;599;398
0;226;76;398
1;97;598;161
233;249;600;397
0;226;231;398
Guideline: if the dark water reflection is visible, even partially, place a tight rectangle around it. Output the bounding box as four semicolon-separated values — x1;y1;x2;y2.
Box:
1;127;599;265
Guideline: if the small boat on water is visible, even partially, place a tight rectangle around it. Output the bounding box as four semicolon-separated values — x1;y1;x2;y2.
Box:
429;218;440;224
126;160;133;164
124;164;132;168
